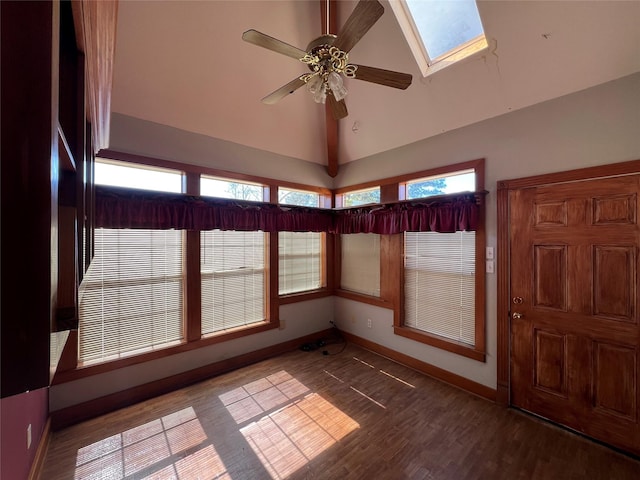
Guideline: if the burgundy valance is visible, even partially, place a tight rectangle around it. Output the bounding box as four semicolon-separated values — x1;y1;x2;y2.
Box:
96;186;481;233
332;195;480;234
95;186;334;232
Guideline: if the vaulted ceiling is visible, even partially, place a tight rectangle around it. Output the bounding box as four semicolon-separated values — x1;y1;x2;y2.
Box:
110;1;640;169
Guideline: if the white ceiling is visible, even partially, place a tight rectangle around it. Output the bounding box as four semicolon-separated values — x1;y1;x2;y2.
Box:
110;1;640;167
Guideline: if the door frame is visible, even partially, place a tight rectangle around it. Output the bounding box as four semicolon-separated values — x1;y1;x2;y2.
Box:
496;158;640;406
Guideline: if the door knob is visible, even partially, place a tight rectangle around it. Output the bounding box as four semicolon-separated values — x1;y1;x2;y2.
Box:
512;312;523;319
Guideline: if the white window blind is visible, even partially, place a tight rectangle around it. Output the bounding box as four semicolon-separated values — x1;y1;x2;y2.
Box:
201;230;265;334
404;231;475;345
78;228;184;365
340;234;381;297
279;232;322;295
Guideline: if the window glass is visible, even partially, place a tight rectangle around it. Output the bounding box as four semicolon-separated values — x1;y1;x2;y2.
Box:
201;230;265;334
201;176;264;201
343;187;380;207
278;188;320;207
405;0;484;60
406;170;475;199
95;159;182;193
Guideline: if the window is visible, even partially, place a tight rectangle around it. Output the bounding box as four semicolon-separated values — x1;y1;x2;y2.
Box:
395;161;485;361
405;170;475;199
279;232;323;295
342;187;381;207
390;0;487;76
80;156;338;371
200;177;270;328
404;231;475;345
95;159;182;193
340;234;381;297
201;230;266;335
278;187;320;207
79;161;185;365
78;228;184;365
201;176;264;201
277;187;324;295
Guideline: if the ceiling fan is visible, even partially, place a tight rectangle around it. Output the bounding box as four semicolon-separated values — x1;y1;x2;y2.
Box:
242;0;412;121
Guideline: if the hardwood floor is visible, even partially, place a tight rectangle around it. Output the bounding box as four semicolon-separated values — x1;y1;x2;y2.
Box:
42;343;640;479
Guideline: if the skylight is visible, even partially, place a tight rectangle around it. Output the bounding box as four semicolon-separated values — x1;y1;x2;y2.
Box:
390;0;488;76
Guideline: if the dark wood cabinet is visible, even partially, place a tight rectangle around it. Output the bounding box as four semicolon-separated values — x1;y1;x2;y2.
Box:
1;0;115;396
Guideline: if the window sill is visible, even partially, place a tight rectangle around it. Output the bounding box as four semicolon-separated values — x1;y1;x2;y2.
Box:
52;320;278;384
394;325;486;362
335;289;392;310
278;289;332;305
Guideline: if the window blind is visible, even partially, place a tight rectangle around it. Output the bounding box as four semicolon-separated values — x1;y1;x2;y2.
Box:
78;228;184;365
340;234;381;297
278;232;322;295
201;230;265;334
404;231;475;345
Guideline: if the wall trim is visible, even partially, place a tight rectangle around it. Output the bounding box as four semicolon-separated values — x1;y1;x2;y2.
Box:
51;329;331;430
341;331;496;402
28;417;51;480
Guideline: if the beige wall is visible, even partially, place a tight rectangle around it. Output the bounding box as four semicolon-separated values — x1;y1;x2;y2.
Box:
333;72;640;389
108;112;334;189
50;298;333;411
50;72;640;411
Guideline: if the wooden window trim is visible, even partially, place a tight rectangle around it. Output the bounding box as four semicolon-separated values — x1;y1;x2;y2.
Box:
333;158;484;196
393;220;487;362
98;149;332;199
53;321;279;384
60;152;334;381
334;289;393;309
392;159;486;360
393;326;486;362
65;152;487;382
334;159;486;361
276;185;331;297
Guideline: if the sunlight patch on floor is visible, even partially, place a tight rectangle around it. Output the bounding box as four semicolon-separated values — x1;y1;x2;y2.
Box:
219;370;310;424
240;393;359;479
74;406;228;479
220;370;359;480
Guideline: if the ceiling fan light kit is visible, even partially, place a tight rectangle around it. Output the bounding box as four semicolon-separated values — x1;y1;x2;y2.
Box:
242;0;412;120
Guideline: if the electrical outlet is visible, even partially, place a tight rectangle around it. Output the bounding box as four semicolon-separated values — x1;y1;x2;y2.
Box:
367;318;372;328
27;424;32;450
279;318;286;330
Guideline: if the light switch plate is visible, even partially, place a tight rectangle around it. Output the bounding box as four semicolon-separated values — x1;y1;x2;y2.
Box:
486;260;494;274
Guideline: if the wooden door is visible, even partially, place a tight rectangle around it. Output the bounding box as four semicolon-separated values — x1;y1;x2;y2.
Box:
510;174;640;455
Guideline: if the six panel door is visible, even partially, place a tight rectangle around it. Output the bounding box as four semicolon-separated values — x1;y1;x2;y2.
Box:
510;175;640;455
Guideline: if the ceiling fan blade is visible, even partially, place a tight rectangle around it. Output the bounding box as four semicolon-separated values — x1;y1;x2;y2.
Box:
242;29;307;61
332;0;384;53
261;77;306;104
328;93;348;120
351;65;412;90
